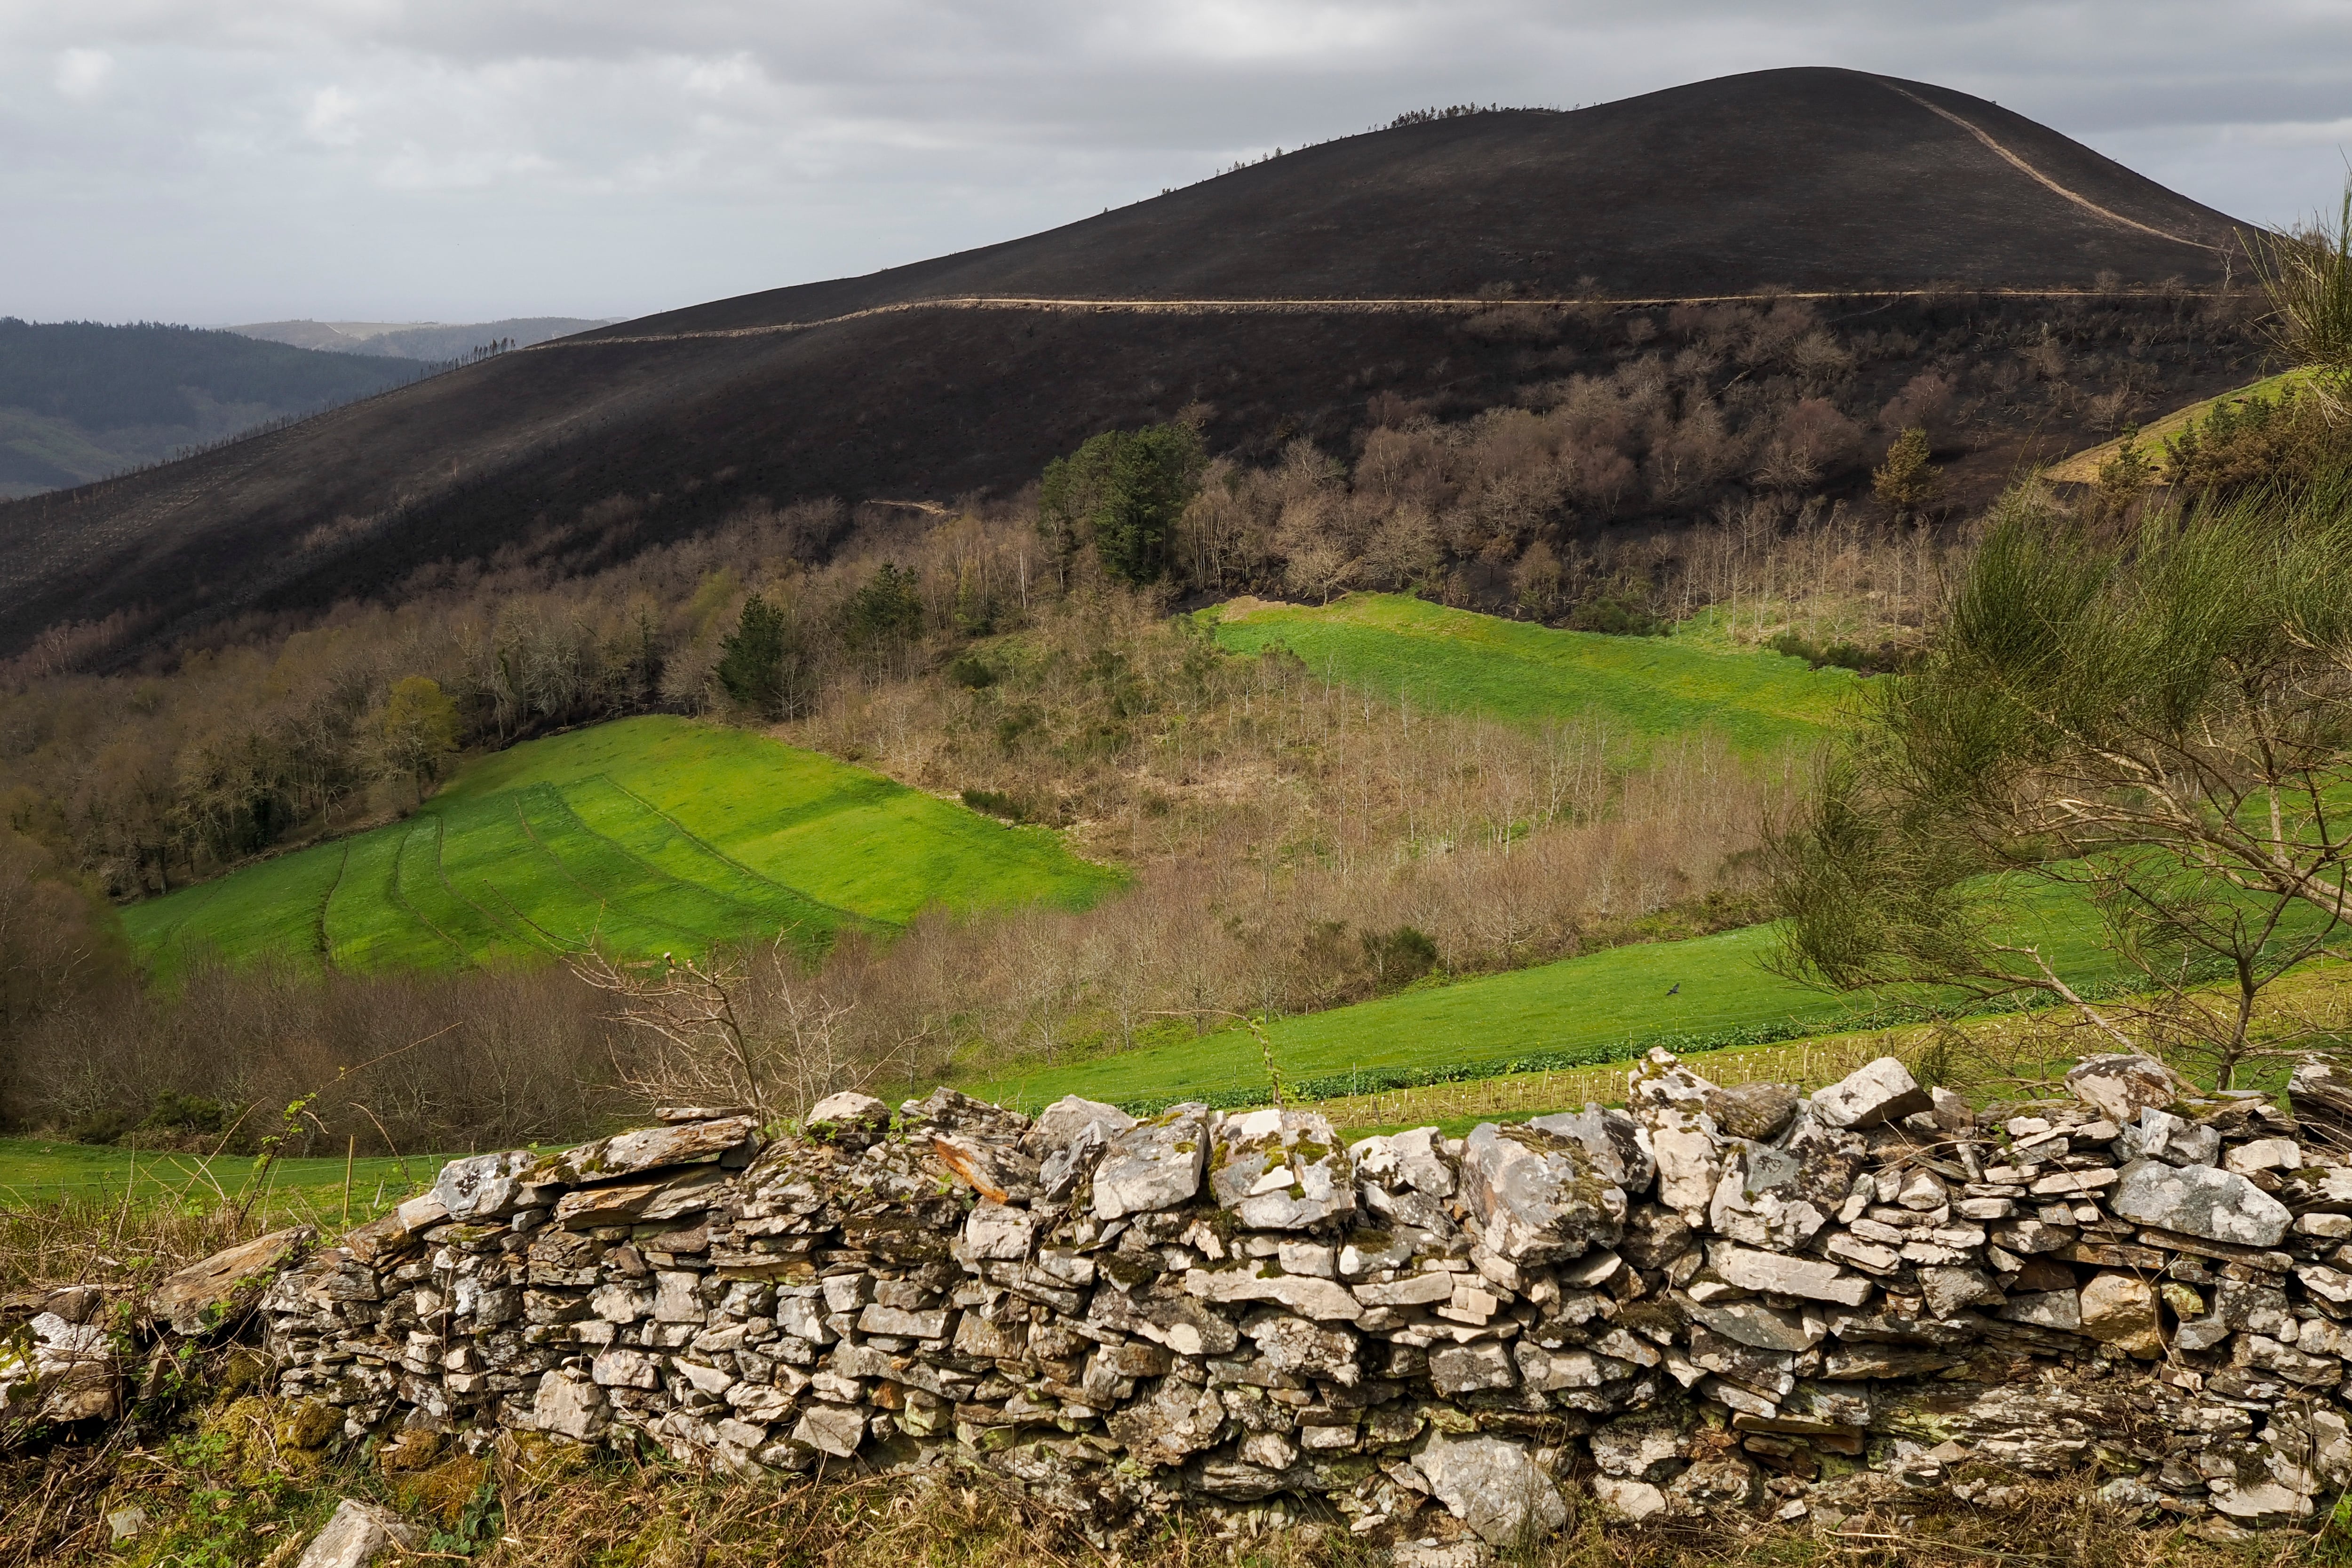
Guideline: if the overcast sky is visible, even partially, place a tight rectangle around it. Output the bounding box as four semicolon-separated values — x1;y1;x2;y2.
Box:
5;1;2349;327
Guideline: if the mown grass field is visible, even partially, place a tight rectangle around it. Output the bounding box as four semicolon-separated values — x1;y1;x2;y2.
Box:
1206;592;1859;754
0;1136;439;1211
971;877;2126;1114
123;716;1120;979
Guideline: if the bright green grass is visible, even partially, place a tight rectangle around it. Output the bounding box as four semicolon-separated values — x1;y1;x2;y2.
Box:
0;1136;438;1210
1206;593;1859;755
123;716;1121;979
970;880;2132;1114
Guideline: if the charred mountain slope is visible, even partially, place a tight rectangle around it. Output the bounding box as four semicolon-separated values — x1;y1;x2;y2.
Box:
0;67;2248;659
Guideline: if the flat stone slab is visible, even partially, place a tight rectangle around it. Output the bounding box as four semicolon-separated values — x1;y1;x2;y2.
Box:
1708;1242;1873;1307
543;1114;760;1184
1183;1265;1362;1321
150;1226;315;1337
2108;1157;2291;1249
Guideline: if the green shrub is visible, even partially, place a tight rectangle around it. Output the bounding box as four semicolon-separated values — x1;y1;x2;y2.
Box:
1565;592;1668;636
1361;925;1440;990
960;788;1025;823
2162;383;2352;496
1766;630;1911;675
1038;423;1206;586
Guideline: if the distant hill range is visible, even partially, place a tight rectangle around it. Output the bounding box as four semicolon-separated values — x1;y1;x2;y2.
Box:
0;320;426;500
0;67;2251;659
226;318;615;360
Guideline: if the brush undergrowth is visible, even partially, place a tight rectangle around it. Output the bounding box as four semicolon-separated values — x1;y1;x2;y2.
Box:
4;1376;2342;1568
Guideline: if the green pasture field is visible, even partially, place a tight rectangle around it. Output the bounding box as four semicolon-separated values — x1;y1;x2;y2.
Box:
969;878;2135;1114
0;1137;438;1213
1205;593;1859;755
122;716;1121;979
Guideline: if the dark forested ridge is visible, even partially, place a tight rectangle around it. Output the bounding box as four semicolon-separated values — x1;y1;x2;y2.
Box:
0;318;423;497
0;66;2258;658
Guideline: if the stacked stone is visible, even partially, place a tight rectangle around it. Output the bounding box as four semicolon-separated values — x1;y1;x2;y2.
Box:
243;1050;2352;1549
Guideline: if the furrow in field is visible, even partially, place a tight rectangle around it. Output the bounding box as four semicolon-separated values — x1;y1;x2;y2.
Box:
497;783;777;954
564;773;864;950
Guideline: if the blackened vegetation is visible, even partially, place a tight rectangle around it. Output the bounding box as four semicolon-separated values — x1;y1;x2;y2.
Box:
0;65;2253;659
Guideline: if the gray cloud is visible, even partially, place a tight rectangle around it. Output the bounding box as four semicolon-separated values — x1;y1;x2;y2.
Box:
3;0;2347;323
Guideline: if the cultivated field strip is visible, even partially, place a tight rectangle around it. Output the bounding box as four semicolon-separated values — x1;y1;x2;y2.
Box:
124;716;1119;977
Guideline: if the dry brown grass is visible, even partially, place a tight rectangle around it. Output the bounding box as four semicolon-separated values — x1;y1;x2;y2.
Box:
4;1401;2338;1568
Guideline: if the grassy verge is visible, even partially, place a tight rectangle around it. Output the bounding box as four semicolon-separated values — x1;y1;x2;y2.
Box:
1204;592;1858;756
0;1142;450;1294
122;716;1122;981
969;876;2130;1114
0;1378;2330;1568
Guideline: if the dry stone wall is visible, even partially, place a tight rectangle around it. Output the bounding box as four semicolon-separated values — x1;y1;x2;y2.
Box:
177;1050;2352;1545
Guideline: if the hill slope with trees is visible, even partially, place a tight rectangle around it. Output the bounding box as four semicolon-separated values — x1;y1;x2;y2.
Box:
0;67;2259;661
0;319;423;498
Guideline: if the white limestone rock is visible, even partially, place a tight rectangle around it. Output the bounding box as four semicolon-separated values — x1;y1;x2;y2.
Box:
1809;1057;1932;1130
532;1366;612;1437
1457;1121;1626;1264
803;1092;890;1150
0;1311;118;1423
792;1402;866;1458
1412;1432;1569;1545
1183;1264;1362;1321
1997;1291;2082;1332
294;1499;420;1568
1628;1050;1723;1217
2224;1138;2303;1177
2107;1157;2292;1248
1590;1476;1669;1522
1208;1107;1354;1230
1429;1342;1518;1395
1091;1104;1210;1220
1352;1124;1459;1200
1706;1242;1872;1307
2063;1054;2187;1124
961;1200;1038;1262
1105;1376;1225;1466
1526;1105;1655;1194
546;1115;760;1184
1022;1094;1135;1160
